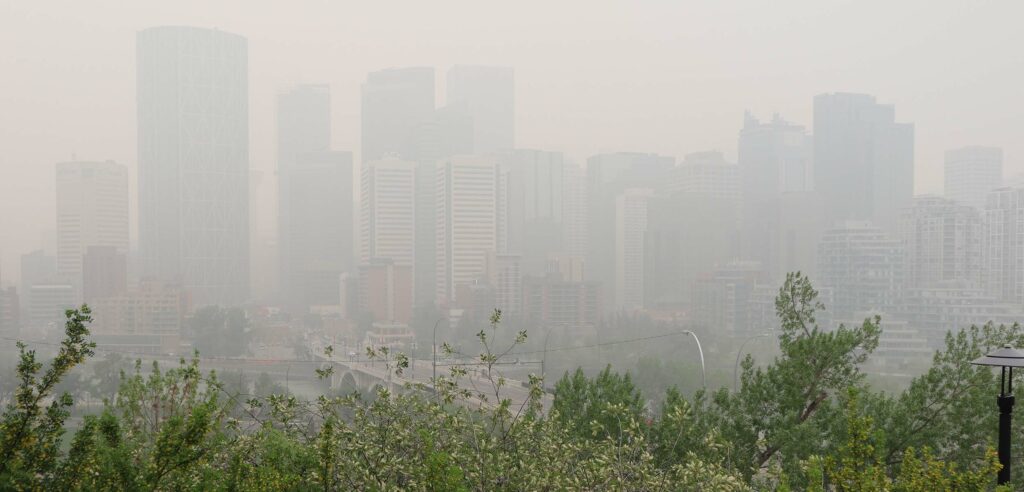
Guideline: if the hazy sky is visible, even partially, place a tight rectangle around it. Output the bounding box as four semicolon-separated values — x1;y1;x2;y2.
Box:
1;0;1022;283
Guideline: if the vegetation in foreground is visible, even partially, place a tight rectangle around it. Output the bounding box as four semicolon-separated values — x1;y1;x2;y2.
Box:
0;273;1019;490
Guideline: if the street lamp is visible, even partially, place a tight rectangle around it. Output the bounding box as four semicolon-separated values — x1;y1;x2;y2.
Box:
541;327;554;383
734;332;772;392
681;330;706;389
971;344;1024;485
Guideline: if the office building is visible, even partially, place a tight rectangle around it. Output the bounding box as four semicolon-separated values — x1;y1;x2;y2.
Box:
277;85;333;305
55;160;129;298
615;188;653;311
945;146;1003;210
19;250;57;309
283;151;353;308
358;259;413;325
82;245;128;304
89;281;188;354
361;158;417;267
814;93;914;232
137;26;250;306
446;65;514;154
670;151;741;202
361;67;435;162
436;155;499;306
486;253;522;316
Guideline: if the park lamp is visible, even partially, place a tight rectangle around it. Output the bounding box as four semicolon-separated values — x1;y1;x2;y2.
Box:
971;344;1024;485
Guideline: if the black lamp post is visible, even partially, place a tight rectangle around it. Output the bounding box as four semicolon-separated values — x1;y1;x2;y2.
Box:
971;344;1024;485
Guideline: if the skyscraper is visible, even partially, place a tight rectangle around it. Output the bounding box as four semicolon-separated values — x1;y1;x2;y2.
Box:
945;146;1003;211
55;160;129;297
436;155;499;306
501;149;574;275
284;151;354;307
361;67;435;162
277;85;333;304
137;26;249;306
670;151;741;201
446;65;514;154
738;113;814;276
813;93;914;232
361;158;417;267
615;188;653;311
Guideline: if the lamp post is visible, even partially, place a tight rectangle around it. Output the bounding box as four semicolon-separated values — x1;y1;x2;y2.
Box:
681;330;706;389
541;327;554;383
971;344;1024;485
734;332;772;392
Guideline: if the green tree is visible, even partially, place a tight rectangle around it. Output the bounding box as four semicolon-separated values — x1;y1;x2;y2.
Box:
0;306;95;486
191;305;250;357
553;365;645;440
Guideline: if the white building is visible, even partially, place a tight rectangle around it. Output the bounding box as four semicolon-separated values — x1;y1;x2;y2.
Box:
436;156;500;306
899;195;983;289
945;146;1003;211
615;188;653;312
55;160;129;298
361;158;417;267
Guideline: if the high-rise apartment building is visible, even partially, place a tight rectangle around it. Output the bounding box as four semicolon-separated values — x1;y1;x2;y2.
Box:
446;65;514;154
137;26;250;306
899;196;983;289
436;155;499;306
55;160;129;298
817;221;905;319
814;93;914;232
983;188;1024;305
361;67;435;162
944;146;1003;211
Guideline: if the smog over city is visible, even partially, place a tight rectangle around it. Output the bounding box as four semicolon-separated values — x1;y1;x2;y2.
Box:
0;1;1022;489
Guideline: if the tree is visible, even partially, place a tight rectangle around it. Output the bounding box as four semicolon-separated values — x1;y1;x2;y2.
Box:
191;305;250;357
0;306;95;486
553;365;645;440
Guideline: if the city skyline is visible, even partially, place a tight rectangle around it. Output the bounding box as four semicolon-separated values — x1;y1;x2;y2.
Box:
3;2;1022;278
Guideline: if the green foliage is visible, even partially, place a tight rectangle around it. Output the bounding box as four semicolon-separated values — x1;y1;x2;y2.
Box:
1;275;1018;490
0;306;95;487
553;365;645;440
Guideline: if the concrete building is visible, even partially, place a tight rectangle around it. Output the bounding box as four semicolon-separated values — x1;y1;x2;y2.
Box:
27;283;75;336
276;85;334;306
0;287;19;338
670;151;741;202
814;93;914;232
690;261;768;338
361;158;417;267
82;245;128;304
89;281;188;354
817;221;905;319
55;160;129;299
983;188;1024;304
899;195;983;289
283;151;353;308
436;155;500;306
898;281;1024;349
361;67;435;162
19;250;57;309
738;113;814;275
137;26;250;306
615;188;653;312
522;266;601;334
358;259;413;325
945;146;1003;210
486;253;522;316
586;152;674;310
446;65;514;154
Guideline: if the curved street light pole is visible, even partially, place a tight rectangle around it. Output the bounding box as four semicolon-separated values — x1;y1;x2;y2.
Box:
734;332;772;392
681;330;706;389
541;327;554;383
431;318;442;384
